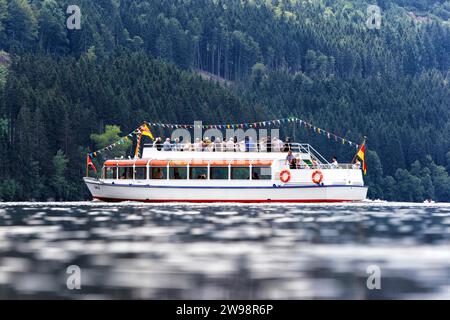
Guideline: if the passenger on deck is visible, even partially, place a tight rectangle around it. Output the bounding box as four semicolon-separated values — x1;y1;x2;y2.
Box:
285;150;294;166
353;159;361;169
194;138;202;151
283;137;291;152
291;157;297;169
331;156;339;168
153;137;162;151
259;137;267;152
173;138;181;151
226;138;235;152
183;141;192;151
163;138;172;151
214;138;223;152
234;137;239;152
311;158;318;168
204;137;214;152
266;136;272;153
239;140;246;152
276;138;284;152
202;137;208;151
272;137;279;152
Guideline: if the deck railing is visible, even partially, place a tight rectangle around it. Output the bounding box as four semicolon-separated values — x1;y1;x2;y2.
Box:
144;142;331;165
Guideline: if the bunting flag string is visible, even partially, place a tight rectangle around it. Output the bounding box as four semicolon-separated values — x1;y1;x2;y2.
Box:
88;117;361;159
143;117;360;149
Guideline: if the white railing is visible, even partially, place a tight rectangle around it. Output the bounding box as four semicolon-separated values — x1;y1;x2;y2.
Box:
144;142;329;161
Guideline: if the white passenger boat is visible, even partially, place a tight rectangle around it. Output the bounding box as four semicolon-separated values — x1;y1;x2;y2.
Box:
84;142;368;203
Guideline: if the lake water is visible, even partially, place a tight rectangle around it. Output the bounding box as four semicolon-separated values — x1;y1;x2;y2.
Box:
0;202;449;299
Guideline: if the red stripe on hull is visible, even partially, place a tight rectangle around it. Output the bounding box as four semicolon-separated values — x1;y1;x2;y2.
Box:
93;197;354;203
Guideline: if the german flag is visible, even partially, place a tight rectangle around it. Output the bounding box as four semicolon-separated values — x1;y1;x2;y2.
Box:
87;154;97;174
140;123;155;140
356;143;367;175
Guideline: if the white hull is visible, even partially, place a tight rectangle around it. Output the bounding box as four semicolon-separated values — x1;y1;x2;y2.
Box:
84;178;368;203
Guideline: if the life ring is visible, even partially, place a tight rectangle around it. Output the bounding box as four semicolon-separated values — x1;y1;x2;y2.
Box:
312;170;323;184
280;169;291;183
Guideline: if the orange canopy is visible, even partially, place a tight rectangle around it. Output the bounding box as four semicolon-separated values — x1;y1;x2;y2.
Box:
189;160;209;167
252;160;273;166
169;160;188;166
134;159;150;166
149;160;169;166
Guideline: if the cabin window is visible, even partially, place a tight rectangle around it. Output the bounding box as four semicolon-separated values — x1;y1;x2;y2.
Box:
151;167;167;179
119;167;133;179
190;167;208;180
252;167;272;180
170;167;187;179
105;167;117;179
231;167;250;180
210;167;228;180
134;167;147;180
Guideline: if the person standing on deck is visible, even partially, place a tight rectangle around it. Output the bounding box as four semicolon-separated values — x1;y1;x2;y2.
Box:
284;137;291;152
285;150;294;167
331;156;339;168
153;137;162;151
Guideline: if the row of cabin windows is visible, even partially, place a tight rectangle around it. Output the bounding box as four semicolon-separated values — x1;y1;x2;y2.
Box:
104;166;272;180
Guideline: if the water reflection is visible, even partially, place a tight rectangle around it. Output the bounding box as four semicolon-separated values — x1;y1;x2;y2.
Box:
0;202;449;299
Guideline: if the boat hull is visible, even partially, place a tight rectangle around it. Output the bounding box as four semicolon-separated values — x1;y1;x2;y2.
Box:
84;178;368;203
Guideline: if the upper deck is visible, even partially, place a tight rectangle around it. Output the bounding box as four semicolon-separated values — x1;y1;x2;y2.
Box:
142;142;328;161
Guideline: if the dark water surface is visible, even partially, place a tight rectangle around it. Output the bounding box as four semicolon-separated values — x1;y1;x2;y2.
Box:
0;202;449;299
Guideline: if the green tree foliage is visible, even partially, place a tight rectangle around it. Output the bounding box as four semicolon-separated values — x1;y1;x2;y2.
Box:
5;0;38;49
50;149;70;200
90;125;132;158
37;0;68;54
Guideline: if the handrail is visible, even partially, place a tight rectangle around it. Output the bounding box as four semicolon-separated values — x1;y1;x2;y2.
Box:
144;142;323;153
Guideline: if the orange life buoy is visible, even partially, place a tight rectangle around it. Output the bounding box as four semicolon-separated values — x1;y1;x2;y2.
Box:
312;170;323;184
280;169;291;183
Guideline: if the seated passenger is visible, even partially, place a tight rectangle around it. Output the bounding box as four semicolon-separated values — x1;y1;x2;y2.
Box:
239;140;246;152
226;138;235;152
173;138;181;151
194;138;202;151
252;172;260;180
183;142;192;151
353;159;361;169
259;137;267;152
204;137;214;152
214;138;223;152
163;138;172;151
331;156;339;168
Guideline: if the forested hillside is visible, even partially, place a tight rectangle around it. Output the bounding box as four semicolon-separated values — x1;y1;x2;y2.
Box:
0;0;449;201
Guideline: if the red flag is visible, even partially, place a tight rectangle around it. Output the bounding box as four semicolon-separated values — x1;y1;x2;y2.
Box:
87;155;97;174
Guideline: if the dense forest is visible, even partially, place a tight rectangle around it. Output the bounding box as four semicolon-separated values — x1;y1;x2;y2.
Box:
0;0;450;202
